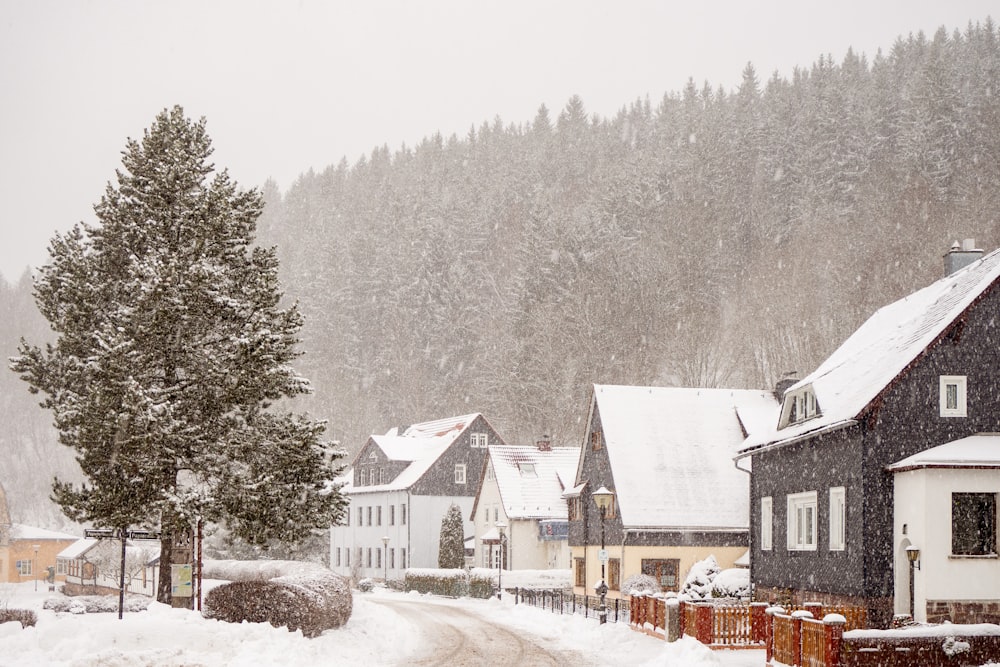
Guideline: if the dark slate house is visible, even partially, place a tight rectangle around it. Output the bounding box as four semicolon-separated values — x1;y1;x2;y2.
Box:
330;413;501;580
566;384;776;599
737;242;1000;627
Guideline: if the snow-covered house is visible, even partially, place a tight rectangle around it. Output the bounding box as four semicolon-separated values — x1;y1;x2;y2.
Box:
0;521;78;585
329;413;502;581
470;439;579;572
737;242;1000;627
58;536;161;597
567;384;777;600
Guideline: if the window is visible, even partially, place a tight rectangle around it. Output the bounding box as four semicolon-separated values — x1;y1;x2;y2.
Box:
471;433;488;448
359;468;366;486
401;504;407;525
390;504;395;525
367;506;372;526
379;468;385;484
608;558;621;591
357;507;363;525
940;376;968;417
345;549;351;566
641;558;680;591
591;431;603;450
575;558;586;587
16;560;32;576
829;487;846;551
390;548;395;569
787;491;818;551
518;463;537;477
376;548;382;569
401;548;406;569
455;464;467;484
487;464;495;481
953;492;997;556
568;497;582;521
377;506;382;526
335;548;341;567
367;548;372;567
56;560;67;575
760;496;773;551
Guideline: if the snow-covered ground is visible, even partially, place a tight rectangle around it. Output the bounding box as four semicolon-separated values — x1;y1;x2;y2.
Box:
0;581;764;666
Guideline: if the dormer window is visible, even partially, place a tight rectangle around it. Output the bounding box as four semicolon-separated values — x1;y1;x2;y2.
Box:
780;384;821;428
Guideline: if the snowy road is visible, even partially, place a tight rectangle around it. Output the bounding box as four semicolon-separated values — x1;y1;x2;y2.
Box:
371;596;593;666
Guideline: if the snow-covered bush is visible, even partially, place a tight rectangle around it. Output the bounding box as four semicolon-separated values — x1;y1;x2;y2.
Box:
357;578;374;593
203;571;352;638
621;573;659;597
404;568;469;597
680;555;720;600
0;609;36;628
202;559;328;582
710;568;750;599
43;595;152;614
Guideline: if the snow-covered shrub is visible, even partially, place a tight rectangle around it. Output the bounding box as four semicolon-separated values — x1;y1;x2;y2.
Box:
202;559;328;582
680;555;720;600
621;573;659;597
43;594;152;614
203;571;352;638
0;609;36;628
710;568;750;599
357;578;374;593
469;573;494;599
404;568;469;597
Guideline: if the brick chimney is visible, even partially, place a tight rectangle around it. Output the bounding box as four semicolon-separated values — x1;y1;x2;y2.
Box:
944;239;983;276
536;435;552;451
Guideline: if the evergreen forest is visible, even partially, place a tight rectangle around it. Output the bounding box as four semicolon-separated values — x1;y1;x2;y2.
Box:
3;20;999;526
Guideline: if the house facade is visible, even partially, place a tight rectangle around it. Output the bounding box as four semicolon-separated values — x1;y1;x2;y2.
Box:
471;440;578;572
568;384;777;600
329;413;501;582
738;243;1000;627
58;537;160;596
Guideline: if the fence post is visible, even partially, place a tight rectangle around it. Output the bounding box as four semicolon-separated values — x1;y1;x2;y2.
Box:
765;605;785;664
678;600;686;638
696;603;713;645
791;610;813;667
665;597;680;641
805;601;823;620
823;614;846;667
751;602;768;644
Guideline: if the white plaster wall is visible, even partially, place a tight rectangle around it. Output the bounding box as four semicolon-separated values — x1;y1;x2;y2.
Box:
330;490;410;580
409;495;475;569
894;467;1000;620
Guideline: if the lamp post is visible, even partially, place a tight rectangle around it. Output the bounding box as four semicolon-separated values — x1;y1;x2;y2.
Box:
32;545;40;592
592;486;614;624
906;545;921;620
495;520;507;600
382;536;390;584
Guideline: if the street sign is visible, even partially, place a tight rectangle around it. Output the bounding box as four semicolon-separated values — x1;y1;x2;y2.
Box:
598;549;608;562
84;528;116;539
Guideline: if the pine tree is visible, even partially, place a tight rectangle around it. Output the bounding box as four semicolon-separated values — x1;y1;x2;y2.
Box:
437;504;465;569
11;106;345;604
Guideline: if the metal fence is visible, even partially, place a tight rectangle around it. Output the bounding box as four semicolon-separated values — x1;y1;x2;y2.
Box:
512;587;630;624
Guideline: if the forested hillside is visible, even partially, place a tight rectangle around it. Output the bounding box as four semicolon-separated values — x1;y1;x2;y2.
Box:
256;21;1000;452
3;20;999;525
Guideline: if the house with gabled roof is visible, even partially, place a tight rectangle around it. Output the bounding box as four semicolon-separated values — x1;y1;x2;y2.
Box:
737;242;1000;627
329;413;502;581
470;439;579;572
567;384;777;599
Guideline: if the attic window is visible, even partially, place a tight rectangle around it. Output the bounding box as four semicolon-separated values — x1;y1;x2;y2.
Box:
784;386;821;426
940;376;967;417
368;451;377;460
470;433;488;448
518;463;537;477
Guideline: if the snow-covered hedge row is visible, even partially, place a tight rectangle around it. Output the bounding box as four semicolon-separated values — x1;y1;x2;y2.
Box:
404;568;493;598
202;559;328;582
203;571;352;638
0;609;37;628
43;594;152;614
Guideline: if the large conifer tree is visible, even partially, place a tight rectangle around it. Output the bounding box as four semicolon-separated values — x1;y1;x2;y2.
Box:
12;106;344;603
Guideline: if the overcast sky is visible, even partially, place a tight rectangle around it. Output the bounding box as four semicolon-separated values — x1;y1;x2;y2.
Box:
1;0;995;284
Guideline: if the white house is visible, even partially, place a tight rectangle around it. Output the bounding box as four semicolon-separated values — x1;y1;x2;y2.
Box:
889;434;1000;623
330;413;503;582
58;537;160;597
471;440;579;572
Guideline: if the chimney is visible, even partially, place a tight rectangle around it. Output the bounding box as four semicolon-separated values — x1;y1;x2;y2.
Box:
536;435;552;451
944;239;983;276
773;372;798;401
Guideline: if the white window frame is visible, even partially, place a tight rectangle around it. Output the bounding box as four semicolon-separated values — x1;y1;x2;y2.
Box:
940;375;967;417
760;496;773;551
787;491;818;551
359;468;366;486
455;464;467;484
829;486;846;551
471;433;488;448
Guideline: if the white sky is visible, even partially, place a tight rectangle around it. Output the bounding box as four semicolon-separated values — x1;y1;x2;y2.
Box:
0;0;995;284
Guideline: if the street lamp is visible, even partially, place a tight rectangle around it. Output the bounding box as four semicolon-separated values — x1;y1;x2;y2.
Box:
381;536;390;584
32;545;40;592
495;520;507;600
592;486;614;624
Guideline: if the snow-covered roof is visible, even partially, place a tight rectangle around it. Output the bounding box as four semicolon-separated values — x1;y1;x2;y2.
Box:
591;384;778;530
488;445;579;520
10;524;79;542
888;434;1000;472
343;413;482;493
57;538;98;559
741;248;1000;455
